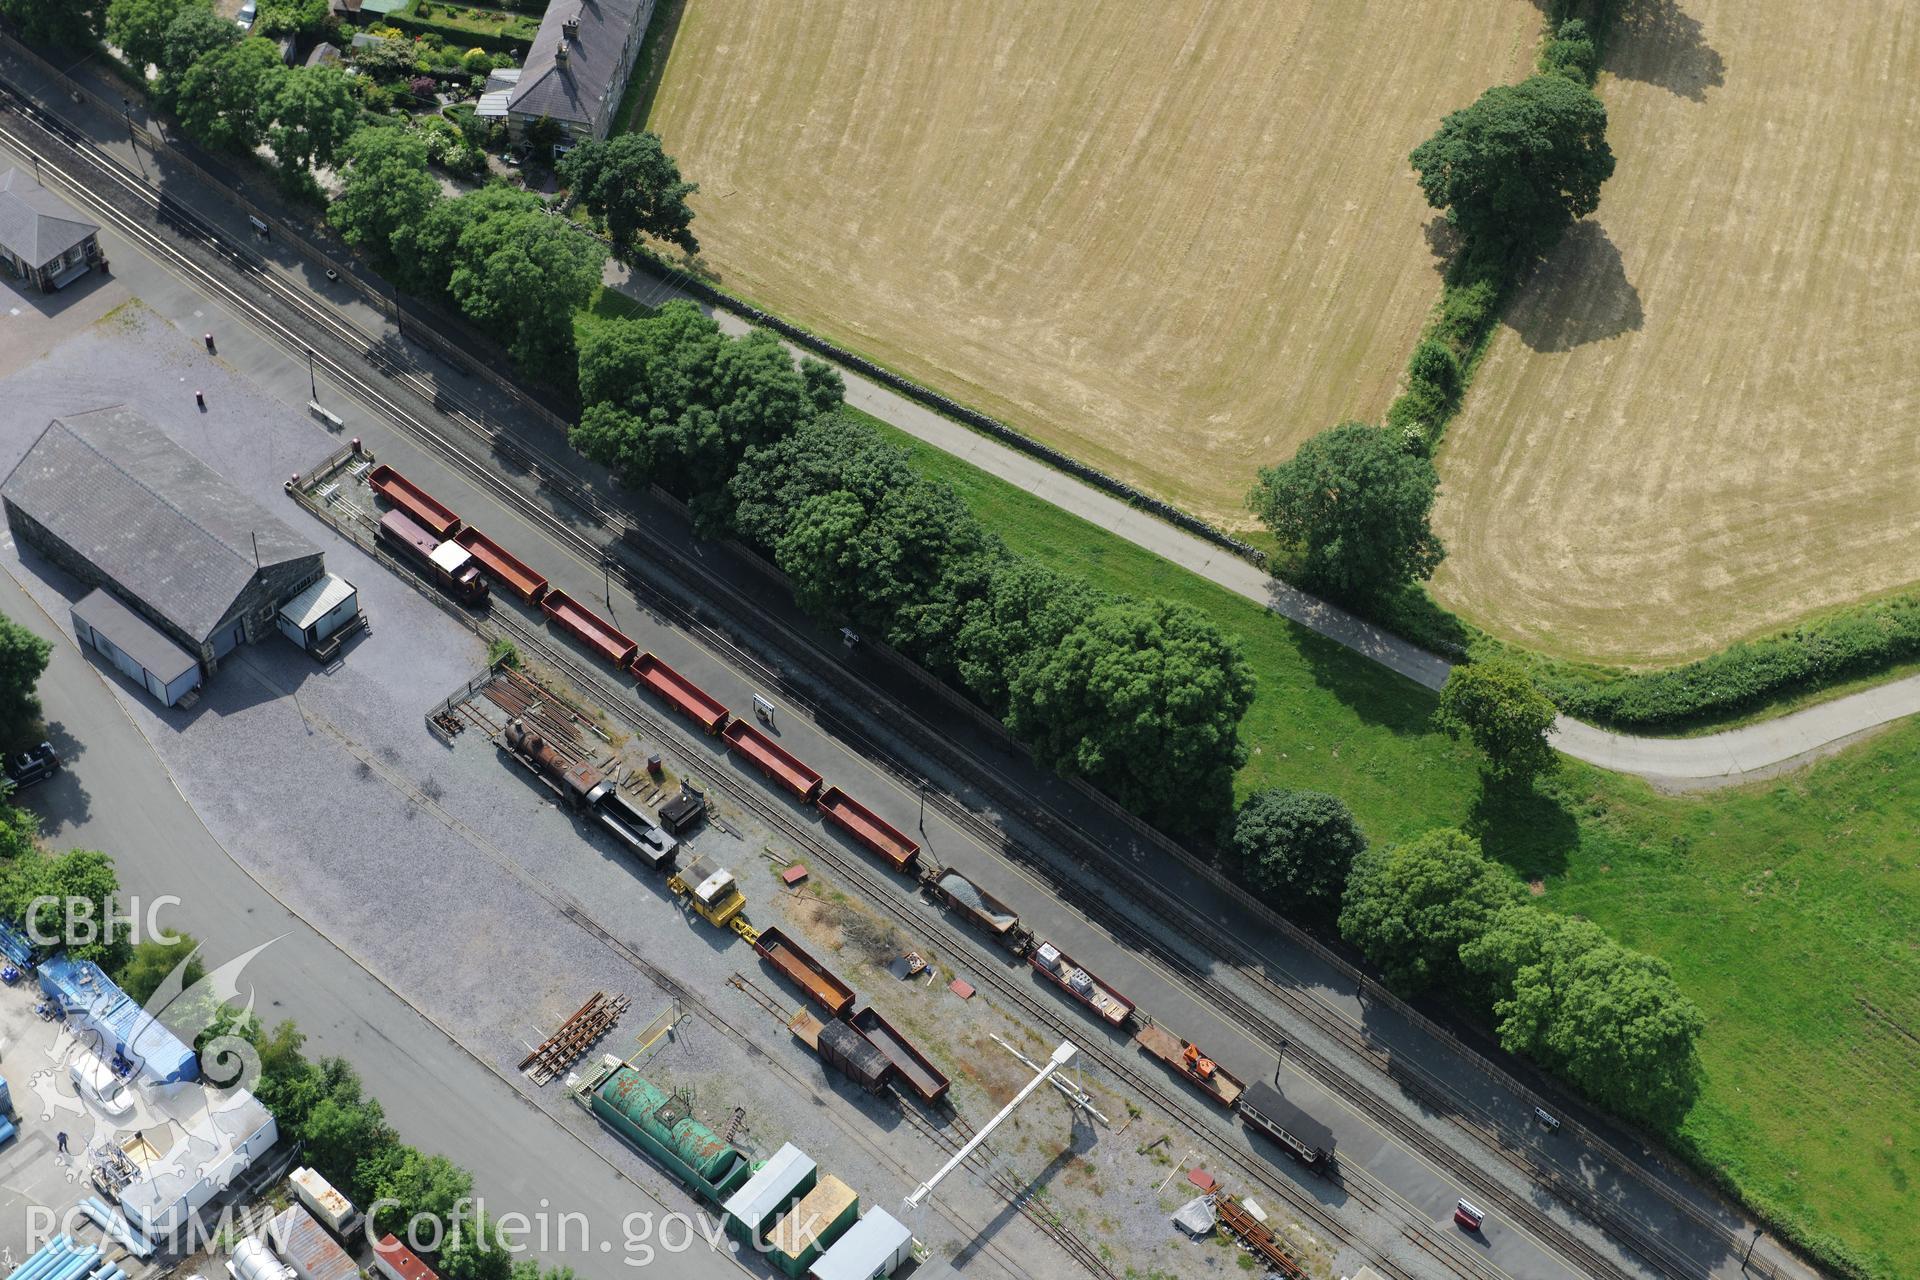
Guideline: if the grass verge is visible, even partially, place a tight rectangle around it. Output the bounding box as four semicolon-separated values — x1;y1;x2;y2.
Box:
863;406;1917;1277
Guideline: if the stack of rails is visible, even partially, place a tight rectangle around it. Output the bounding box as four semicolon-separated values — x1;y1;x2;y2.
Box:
520;992;632;1084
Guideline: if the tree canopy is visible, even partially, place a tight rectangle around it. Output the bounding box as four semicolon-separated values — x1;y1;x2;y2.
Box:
0;0;104;49
0;613;52;748
1463;907;1705;1126
573;301;840;527
176;37;286;151
115;934;206;1005
1230;788;1367;919
155;3;240;107
1339;828;1522;994
1248;421;1443;599
557;132;700;258
105;0;199;75
1436;659;1560;785
331;127;443;285
1007;597;1254;829
429;186;607;382
264;65;359;180
1410;73;1615;261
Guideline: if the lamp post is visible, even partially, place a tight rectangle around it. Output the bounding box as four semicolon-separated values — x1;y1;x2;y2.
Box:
307;348;318;402
918;781;927;834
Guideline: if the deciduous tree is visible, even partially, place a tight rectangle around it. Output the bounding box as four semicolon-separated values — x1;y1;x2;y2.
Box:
155;3;238;107
1410;73;1614;260
0;614;52;747
954;559;1105;717
557;132;700;257
330;126;443;284
1248;421;1443;599
1463;907;1705;1126
264;64;358;178
1006;597;1254;831
175;36;285;151
425;186;606;381
114;934;205;1005
1436;659;1560;785
576;302;837;526
105;0;199;74
0;0;104;49
1230;789;1367;918
1339;828;1521;994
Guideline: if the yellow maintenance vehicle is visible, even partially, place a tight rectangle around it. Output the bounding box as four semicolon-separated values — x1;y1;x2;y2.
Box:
668;854;758;942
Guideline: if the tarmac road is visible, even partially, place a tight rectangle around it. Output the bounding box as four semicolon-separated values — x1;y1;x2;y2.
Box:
0;566;742;1279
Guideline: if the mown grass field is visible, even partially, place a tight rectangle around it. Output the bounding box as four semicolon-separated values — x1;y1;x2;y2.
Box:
872;412;1919;1275
1432;2;1920;665
644;0;1539;529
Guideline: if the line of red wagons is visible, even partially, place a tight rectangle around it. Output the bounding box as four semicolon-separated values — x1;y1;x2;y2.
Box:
361;464;1342;1174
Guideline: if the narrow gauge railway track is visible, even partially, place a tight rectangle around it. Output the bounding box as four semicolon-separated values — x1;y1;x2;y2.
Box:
890;1095;1123;1280
0;89;1712;1279
0;102;1085;1280
476;606;1454;1280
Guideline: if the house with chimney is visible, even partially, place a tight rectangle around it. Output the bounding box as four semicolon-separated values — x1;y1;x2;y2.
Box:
503;0;656;150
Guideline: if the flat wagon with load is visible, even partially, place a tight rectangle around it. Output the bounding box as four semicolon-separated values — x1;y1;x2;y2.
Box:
817;786;919;872
929;870;1032;953
1028;940;1135;1027
1135;1021;1243;1108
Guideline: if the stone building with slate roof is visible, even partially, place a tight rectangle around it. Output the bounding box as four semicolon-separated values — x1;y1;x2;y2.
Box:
0;167;102;291
1;406;324;677
506;0;655;146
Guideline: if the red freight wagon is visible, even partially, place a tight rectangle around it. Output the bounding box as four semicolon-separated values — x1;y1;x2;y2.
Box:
817;786;919;872
454;526;549;604
754;927;855;1019
852;1006;949;1102
539;588;638;667
368;464;460;539
631;653;728;734
721;719;824;803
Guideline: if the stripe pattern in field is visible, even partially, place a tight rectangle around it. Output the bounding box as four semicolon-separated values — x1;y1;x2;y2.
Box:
645;0;1539;528
1432;1;1920;664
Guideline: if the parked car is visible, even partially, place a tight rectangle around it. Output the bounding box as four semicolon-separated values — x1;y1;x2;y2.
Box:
3;743;58;791
70;1052;133;1117
234;1;256;31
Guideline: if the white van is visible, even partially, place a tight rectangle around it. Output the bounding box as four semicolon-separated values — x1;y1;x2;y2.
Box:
69;1052;133;1117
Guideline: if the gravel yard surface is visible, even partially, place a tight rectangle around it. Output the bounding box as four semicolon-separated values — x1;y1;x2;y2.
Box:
0;304;1248;1280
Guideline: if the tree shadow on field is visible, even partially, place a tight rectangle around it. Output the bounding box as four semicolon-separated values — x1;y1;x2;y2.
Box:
1462;777;1580;880
1503;222;1643;353
1607;0;1726;103
1423;214;1463;279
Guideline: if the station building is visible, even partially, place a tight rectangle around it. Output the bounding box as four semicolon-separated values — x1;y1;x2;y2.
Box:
1;406;333;703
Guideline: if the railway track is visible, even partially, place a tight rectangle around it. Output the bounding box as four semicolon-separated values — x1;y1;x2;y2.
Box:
0;85;1763;1280
472;604;1450;1280
0;95;1521;1280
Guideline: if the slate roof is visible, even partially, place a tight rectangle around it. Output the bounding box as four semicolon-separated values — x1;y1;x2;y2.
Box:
71;587;200;685
0;167;99;267
507;0;652;132
1;407;319;643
